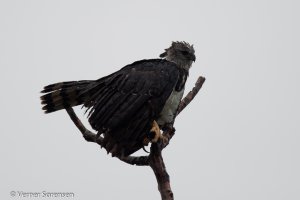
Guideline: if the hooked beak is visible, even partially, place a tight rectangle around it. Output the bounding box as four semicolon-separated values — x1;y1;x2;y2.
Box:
190;54;196;62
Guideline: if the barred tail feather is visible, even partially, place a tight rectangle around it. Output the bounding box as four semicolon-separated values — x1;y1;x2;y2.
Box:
40;80;93;113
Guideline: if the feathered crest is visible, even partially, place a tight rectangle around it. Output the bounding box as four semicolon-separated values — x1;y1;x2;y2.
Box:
171;41;194;51
160;41;194;58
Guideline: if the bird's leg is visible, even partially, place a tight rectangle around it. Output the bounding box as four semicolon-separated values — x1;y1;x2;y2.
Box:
149;120;162;143
143;120;162;146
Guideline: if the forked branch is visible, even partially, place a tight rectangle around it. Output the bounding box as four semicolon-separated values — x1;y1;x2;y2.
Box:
66;76;205;200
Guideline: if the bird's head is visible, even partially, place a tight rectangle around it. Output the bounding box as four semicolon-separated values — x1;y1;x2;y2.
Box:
160;41;196;70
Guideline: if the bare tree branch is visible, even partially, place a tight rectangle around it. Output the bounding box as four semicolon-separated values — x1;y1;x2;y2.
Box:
177;76;206;115
65;75;205;200
118;155;149;166
149;141;173;200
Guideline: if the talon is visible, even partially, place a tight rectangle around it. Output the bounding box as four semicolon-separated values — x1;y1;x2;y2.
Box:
142;146;150;153
149;120;162;143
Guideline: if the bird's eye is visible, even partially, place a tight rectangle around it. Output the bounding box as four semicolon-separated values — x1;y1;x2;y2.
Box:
181;51;189;55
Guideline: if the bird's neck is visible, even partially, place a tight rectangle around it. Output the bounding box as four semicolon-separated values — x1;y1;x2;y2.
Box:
166;57;192;71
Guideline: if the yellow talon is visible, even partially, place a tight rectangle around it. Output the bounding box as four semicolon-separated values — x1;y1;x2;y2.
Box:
143;120;162;146
150;120;162;143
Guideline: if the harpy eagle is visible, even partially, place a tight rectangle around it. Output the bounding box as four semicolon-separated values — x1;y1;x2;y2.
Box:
40;41;196;157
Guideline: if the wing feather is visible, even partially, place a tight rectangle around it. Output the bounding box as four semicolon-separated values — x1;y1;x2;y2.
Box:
87;59;180;156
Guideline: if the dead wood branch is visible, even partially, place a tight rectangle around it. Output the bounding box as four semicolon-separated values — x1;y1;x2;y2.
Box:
65;76;205;200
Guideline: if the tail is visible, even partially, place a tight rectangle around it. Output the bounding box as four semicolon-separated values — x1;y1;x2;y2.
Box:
40;80;94;113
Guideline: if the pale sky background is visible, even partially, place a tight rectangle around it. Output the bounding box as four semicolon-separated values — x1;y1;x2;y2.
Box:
1;0;299;199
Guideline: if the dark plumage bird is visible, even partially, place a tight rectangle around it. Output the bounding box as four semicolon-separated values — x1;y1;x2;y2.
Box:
40;41;196;157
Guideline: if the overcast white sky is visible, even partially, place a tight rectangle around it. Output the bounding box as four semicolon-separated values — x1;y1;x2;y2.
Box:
1;0;299;199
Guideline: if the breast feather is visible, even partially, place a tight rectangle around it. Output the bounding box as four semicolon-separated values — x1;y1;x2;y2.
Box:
157;88;184;126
